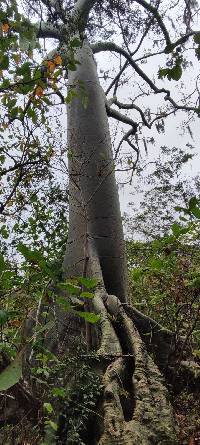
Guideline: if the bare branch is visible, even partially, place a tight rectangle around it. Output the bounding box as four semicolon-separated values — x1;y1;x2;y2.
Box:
112;98;151;128
106;102;138;133
0;159;43;177
105;16;155;96
134;0;171;45
115;128;139;159
93;41;200;115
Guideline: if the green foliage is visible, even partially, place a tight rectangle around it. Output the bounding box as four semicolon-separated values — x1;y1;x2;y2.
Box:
78;277;98;289
175;196;200;220
54;343;103;445
127;234;200;357
0;309;9;326
0;352;22;390
57;278;99;323
194;32;200;59
125;145;199;240
75;311;100;324
24;340;103;444
158;55;183;81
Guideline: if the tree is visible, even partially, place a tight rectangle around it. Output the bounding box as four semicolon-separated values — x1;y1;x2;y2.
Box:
125;144;200;239
0;0;200;443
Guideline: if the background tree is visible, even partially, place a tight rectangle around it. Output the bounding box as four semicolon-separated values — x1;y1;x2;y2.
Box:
125;144;200;239
0;0;200;444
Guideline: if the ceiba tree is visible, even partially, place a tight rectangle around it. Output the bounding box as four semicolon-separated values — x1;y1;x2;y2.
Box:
1;0;200;443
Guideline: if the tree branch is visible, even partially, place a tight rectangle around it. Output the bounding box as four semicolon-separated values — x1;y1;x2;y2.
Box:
92;41;200;115
115;128;139;163
112;98;151;128
71;0;97;30
105;102;138;133
134;0;171;45
35;21;61;39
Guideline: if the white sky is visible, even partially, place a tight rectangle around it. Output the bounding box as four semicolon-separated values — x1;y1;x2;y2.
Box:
94;46;200;215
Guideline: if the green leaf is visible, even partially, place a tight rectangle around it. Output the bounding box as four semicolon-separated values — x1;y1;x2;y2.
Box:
75;311;100;324
80;291;94;299
0;254;5;273
188;196;199;210
65;89;78;104
158;68;170;79
34;320;55;335
0;310;9;326
158;63;182;81
149;258;163;270
56;296;72;311
9;106;19;119
67;61;77;71
190;206;200;219
58;282;81;295
52;387;66;398
16;61;31;76
44;402;54;414
174;205;188;214
194;33;200;44
78;277;97;289
171;222;182;237
130;268;144;280
171;223;189;237
27;107;38;123
187;276;200;288
164;43;176;54
170;64;182;81
0;54;9;70
0;78;10;89
17;243;53;277
193;349;200;359
0;352;22;391
46;420;58;431
70;37;81;48
1;225;9;239
188;196;200;219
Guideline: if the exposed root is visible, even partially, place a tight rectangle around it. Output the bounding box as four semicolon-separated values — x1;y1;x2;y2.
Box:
122;303;200;393
92;290;122;357
126;325;178;445
122;304;183;369
89;293;178;444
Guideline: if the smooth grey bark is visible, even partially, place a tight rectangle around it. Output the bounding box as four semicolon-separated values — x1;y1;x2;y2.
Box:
63;40;128;302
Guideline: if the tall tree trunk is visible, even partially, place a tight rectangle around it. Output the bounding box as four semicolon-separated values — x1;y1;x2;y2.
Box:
63;40;128;301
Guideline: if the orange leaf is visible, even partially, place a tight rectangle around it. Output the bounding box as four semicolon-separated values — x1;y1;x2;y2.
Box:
8;319;21;328
188;437;195;445
54;55;62;65
35;86;44;97
47;60;55;72
2;23;9;33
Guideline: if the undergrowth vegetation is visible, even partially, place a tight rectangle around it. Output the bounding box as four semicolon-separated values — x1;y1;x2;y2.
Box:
1;211;200;443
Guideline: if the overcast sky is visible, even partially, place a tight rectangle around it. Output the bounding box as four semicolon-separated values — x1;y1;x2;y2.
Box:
94;45;200;215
